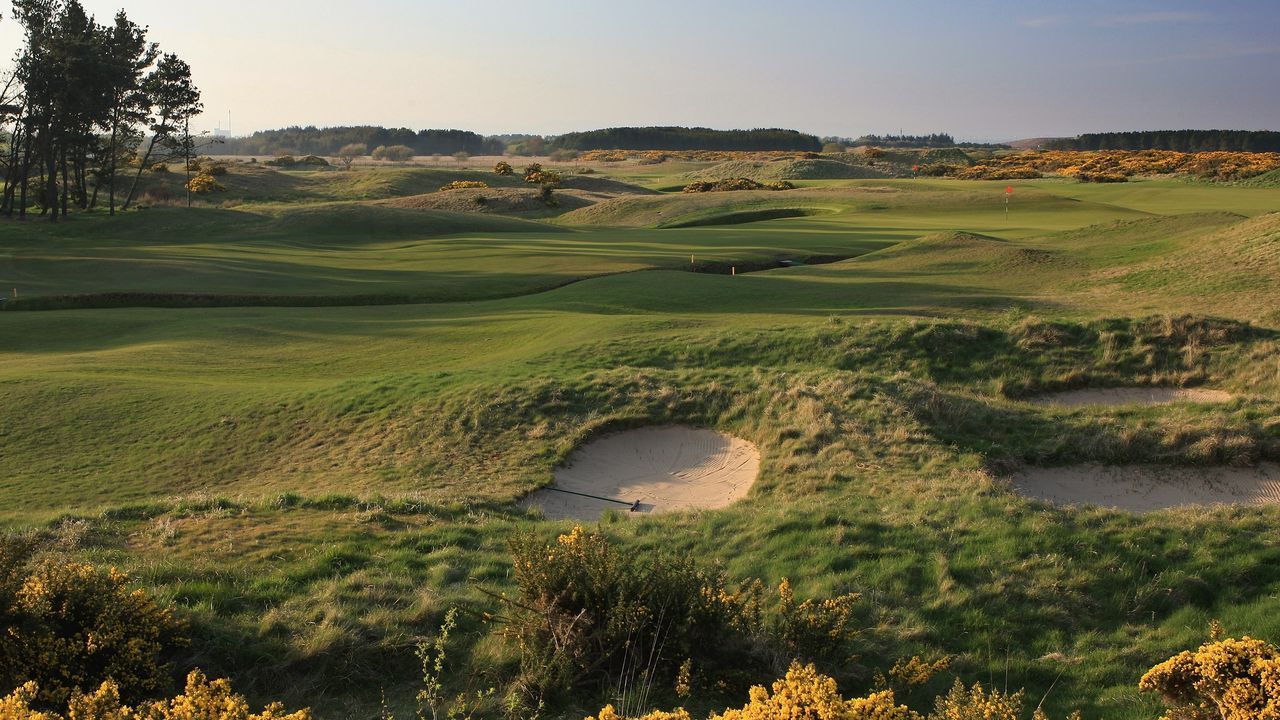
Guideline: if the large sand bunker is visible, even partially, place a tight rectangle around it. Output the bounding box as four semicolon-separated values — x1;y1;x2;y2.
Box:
1014;463;1280;512
1029;387;1233;408
523;426;760;520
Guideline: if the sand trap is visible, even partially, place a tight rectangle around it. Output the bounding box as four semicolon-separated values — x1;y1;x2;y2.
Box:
1029;387;1233;408
523;426;760;520
1013;463;1280;512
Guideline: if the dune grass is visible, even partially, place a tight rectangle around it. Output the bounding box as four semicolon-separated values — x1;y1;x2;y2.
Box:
0;177;1279;718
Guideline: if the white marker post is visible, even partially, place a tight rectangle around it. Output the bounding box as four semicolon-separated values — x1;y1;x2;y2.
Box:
1005;185;1013;221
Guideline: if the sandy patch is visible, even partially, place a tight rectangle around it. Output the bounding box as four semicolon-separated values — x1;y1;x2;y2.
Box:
523;426;760;520
1013;463;1280;512
1029;387;1233;408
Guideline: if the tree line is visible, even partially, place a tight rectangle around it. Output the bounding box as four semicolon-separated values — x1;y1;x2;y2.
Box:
1;0;204;221
209;126;504;157
1048;130;1280;153
549;126;823;152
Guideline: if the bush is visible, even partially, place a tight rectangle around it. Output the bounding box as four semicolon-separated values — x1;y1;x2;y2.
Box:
550;148;580;162
499;527;862;702
263;156;294;167
522;163;560;184
150;163;169;174
337;143;367;169
493;161;514;176
682;178;791;193
0;670;313;720
1077;171;1128;183
372;145;415;162
1140;635;1280;720
0;556;187;706
439;180;488;191
453;151;470;163
186;172;225;194
711;662;919;720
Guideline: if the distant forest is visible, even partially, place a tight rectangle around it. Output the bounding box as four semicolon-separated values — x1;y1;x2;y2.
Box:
1048;130;1280;152
550;127;822;152
208;127;504;156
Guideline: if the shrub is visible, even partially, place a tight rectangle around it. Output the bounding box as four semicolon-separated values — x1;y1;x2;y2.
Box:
503;526;760;698
493;161;514;176
186;172;225;194
0;559;187;706
682;178;790;193
0;671;313;720
439;180;488;191
549;148;579;162
452;151;470;163
150;163;169;174
337;143;367;169
1076;171;1128;183
263;156;294;167
538;183;557;206
498;527;862;703
372;145;415;162
928;680;1023;720
522;163;560;184
205;163;227;176
1140;635;1280;720
710;662;920;720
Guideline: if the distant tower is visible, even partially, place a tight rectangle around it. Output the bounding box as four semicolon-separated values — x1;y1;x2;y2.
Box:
213;111;232;138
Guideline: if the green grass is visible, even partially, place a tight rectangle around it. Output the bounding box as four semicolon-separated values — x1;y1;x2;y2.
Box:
1;176;1279;718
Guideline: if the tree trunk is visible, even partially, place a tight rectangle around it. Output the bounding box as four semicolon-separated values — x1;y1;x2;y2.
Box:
184;118;192;208
104;109;119;215
60;142;69;218
2;117;23;216
45;132;58;222
122;121;164;211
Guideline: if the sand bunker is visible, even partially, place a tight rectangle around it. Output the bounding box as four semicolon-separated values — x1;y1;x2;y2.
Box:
1029;387;1233;408
1014;463;1280;512
523;426;760;520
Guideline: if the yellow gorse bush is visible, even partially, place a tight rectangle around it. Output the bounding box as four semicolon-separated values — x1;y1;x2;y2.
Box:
587;705;692;720
185;171;224;194
439;180;488;191
1140;635;1280;720
0;671;312;720
2;560;185;706
709;661;920;720
928;680;1023;720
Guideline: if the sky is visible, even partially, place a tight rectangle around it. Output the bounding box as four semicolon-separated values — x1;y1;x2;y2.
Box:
2;0;1277;141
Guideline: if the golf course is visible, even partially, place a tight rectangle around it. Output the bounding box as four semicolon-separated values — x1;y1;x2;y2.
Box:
2;145;1279;718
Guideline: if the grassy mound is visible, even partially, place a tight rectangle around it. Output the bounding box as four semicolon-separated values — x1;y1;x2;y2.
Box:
381;187;594;217
662;207;825;228
684;158;889;182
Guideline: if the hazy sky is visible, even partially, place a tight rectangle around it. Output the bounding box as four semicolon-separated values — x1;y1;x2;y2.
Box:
3;0;1277;140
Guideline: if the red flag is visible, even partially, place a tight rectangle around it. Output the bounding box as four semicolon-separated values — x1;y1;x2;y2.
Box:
1005;186;1014;194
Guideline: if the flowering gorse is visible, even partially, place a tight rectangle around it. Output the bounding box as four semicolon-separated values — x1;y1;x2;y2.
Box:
1140;635;1280;720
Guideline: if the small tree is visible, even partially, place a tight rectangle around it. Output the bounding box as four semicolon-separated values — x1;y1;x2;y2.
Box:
372;144;414;163
493;160;513;176
452;150;469;164
336;142;366;169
